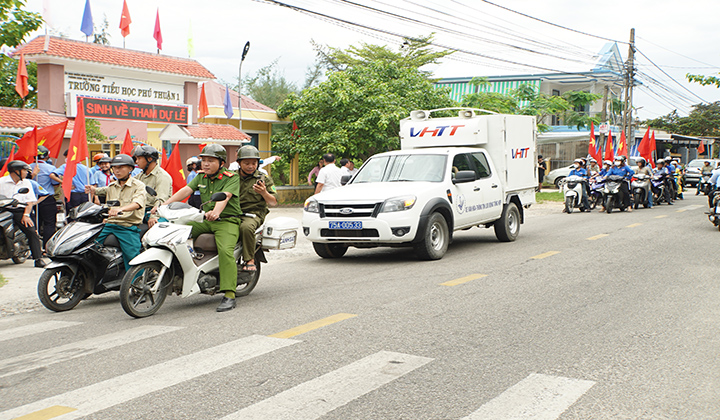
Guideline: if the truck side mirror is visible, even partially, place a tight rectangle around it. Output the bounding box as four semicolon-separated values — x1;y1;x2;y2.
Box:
452;170;476;184
340;175;351;186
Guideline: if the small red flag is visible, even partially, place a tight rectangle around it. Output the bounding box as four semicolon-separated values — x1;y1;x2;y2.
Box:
15;126;38;163
121;129;134;155
63;99;90;200
604;129;614;161
698;140;705;155
588;122;600;163
617;131;628;157
161;140;186;193
198;83;209;119
15;53;28;99
1;148;16;177
119;0;131;38
153;8;162;50
37;121;69;159
291;120;299;138
198;143;207;152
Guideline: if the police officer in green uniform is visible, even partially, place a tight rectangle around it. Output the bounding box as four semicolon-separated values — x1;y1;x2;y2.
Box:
156;144;242;312
235;145;277;272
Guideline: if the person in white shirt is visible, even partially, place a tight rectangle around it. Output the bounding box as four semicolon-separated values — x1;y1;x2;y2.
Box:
339;158;358;178
0;160;46;267
315;153;343;194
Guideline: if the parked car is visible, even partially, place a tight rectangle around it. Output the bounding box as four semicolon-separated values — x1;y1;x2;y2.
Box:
684;159;720;187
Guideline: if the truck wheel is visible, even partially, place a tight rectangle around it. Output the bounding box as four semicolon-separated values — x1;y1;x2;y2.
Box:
413;212;449;260
494;202;520;242
312;242;348;258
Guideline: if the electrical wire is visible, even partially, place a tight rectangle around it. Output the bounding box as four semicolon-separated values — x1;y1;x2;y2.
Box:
635;47;708;104
637;35;720;69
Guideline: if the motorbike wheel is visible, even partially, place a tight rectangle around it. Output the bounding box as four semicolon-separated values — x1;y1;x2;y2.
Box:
564;196;574;214
236;260;260;297
11;233;30;264
120;262;170;318
588;194;598;210
37;267;86;312
634;193;641;209
605;196;613;214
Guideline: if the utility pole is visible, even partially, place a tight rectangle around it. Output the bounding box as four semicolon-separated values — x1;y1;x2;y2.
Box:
622;28;635;144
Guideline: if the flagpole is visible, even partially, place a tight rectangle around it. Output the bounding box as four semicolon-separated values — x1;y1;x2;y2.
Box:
238;42;250;133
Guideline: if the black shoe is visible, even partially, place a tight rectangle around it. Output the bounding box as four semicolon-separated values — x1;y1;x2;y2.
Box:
216;297;236;312
34;259;46;268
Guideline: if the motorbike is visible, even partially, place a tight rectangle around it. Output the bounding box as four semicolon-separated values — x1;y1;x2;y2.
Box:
588;176;606;210
119;193;300;318
706;191;720;231
631;174;652;209
697;174;712;196
0;188;31;264
562;175;587;213
651;172;671;205
603;175;626;213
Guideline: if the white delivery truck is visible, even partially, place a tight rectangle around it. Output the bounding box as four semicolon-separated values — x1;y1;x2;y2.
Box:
302;108;537;260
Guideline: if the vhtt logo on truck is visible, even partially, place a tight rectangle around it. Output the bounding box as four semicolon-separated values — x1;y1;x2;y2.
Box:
511;148;530;159
409;125;465;137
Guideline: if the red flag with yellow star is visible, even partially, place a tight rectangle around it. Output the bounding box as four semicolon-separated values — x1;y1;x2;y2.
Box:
161;140;186;193
617;131;628;157
37;121;68;159
63;99;89;200
588;122;601;163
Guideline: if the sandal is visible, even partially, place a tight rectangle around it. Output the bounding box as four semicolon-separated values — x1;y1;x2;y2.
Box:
241;263;257;272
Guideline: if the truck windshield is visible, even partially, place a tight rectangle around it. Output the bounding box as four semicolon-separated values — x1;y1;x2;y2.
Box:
352;154;447;183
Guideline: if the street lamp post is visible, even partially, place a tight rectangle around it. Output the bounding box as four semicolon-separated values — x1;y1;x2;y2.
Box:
238;42;250;132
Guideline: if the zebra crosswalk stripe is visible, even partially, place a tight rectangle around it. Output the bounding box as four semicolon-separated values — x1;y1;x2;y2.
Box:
221;351;433;420
0;321;82;342
0;335;299;420
0;325;182;378
460;373;595;420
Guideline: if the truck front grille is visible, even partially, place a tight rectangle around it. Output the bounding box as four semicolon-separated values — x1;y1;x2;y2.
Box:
320;203;380;218
320;228;380;238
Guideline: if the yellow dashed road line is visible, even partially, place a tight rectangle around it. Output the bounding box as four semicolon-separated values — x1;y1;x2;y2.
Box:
654;215;668;219
269;313;357;339
440;274;488;287
12;405;76;420
626;223;643;228
530;251;560;260
586;234;609;241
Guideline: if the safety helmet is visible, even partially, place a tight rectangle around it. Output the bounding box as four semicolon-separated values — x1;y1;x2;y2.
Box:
705;161;711;164
636;157;646;165
603;160;612;166
98;156;112;164
589;158;597;163
93;153;108;162
7;160;30;173
573;158;583;164
131;145;159;162
656;159;665;165
37;146;50;159
110;154;135;168
238;145;261;161
186;156;200;166
199;144;227;163
617;155;627;162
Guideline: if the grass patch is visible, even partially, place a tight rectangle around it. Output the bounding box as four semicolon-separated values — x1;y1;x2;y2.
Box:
0;273;6;288
536;191;564;203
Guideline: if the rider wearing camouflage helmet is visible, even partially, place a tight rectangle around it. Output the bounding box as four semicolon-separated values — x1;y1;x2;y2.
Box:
157;144;242;312
234;145;277;273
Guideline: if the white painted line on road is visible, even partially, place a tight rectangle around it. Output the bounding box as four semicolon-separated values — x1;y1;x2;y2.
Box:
654;215;668;219
530;251;560;260
460;373;595;420
586;234;609;241
441;274;487;286
0;325;182;378
221;351;433;420
626;223;643;228
0;321;82;343
0;335;300;420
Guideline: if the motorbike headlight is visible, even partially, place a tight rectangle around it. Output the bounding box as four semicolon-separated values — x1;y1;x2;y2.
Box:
380;196;416;213
304;198;319;213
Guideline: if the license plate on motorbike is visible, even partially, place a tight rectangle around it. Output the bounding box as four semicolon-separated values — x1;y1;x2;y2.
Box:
329;221;362;230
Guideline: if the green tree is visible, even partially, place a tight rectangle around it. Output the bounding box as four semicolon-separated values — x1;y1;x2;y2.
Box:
0;54;36;107
0;0;42;48
313;34;452;72
274;61;456;173
645;102;720;137
85;118;107;142
238;59;299;110
93;15;111;45
687;73;720;88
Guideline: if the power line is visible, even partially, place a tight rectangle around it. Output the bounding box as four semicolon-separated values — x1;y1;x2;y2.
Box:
636;35;720;69
635;47;708;104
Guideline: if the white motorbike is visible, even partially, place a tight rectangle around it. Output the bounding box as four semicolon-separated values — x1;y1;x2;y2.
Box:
119;193;299;318
562;175;587;213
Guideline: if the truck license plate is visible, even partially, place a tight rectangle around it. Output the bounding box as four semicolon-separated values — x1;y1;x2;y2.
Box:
329;221;362;230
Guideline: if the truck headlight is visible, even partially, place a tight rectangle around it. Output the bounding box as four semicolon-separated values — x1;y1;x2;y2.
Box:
304;198;319;213
380;196;416;213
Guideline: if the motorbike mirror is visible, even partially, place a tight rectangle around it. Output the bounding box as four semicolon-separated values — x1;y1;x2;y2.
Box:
106;200;121;207
211;192;228;202
145;186;157;196
15;188;29;194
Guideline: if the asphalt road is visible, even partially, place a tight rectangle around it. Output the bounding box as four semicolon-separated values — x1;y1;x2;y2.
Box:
0;194;718;419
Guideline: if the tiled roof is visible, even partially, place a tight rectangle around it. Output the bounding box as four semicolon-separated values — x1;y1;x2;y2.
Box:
202;80;275;112
14;36;215;79
185;123;250;142
0;107;74;130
